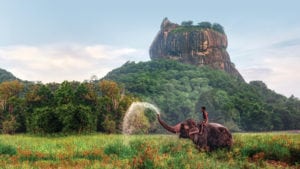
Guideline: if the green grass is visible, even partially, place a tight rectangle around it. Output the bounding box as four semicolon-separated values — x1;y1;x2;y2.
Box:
0;132;299;168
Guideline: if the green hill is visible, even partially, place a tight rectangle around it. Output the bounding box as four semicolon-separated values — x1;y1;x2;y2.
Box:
104;59;300;131
0;68;18;82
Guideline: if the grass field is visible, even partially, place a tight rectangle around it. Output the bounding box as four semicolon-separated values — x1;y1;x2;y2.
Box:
0;132;299;169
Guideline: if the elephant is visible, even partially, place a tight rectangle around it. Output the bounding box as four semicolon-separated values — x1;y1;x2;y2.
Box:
157;114;233;151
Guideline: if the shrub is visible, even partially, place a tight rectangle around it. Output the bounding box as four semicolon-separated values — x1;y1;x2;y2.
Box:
2;115;19;134
0;142;17;155
57;104;96;133
198;21;212;29
181;20;193;26
102;116;116;133
27;106;62;134
131;142;158;169
104;140;134;159
238;134;298;164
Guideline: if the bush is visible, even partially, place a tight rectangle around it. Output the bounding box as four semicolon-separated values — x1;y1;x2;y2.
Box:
27;107;62;134
0;142;17;155
28;104;96;134
181;20;193;26
130;141;157;169
57;104;96;133
2;115;19;134
104;140;134;159
238;134;299;164
102;116;116;133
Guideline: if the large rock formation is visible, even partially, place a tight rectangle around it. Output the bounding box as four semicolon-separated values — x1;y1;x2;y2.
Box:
150;18;244;80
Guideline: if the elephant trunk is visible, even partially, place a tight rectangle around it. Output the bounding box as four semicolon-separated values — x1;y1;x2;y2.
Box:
157;114;181;134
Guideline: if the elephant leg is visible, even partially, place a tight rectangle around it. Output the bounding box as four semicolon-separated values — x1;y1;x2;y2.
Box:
193;133;209;151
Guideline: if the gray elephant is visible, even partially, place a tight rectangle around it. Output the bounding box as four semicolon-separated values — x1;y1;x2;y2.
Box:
157;114;233;151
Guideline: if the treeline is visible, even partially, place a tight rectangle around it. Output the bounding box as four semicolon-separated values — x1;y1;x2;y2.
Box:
0;80;136;134
105;59;300;131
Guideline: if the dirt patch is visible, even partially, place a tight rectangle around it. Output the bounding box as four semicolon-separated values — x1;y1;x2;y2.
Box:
266;160;296;169
249;152;298;168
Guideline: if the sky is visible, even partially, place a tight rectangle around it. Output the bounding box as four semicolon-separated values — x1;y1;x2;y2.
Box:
0;0;300;98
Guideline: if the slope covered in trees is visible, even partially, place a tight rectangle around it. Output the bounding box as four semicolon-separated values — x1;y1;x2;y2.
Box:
104;59;300;131
0;68;18;83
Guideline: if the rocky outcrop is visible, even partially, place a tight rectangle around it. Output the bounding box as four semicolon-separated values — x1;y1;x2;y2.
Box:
150;18;244;81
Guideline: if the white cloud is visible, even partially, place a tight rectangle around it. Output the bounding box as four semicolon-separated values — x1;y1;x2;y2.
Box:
85;45;138;60
230;30;300;98
0;44;149;83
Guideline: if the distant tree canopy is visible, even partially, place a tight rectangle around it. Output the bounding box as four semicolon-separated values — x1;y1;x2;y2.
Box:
177;21;225;34
212;23;225;34
198;21;212;29
181;20;193;26
105;59;300;132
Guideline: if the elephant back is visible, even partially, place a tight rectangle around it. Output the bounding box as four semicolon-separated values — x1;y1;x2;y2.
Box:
206;123;233;150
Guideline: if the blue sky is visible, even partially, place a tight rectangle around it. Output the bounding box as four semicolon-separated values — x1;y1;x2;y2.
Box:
0;0;300;98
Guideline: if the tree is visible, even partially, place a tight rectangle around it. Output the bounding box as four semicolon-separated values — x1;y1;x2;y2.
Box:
0;80;24;132
198;21;212;29
97;80;136;133
74;83;97;109
2;115;18;134
57;104;96;133
0;80;24;109
7;96;26;132
212;23;225;34
27;106;62;134
98;80;122;130
54;81;75;105
181;20;193;26
25;84;54;109
102;116;116;133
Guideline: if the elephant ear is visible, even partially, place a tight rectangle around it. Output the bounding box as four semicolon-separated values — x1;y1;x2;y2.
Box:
186;119;197;128
184;119;200;137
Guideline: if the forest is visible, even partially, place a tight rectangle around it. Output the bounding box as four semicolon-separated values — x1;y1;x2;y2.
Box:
0;59;299;134
0;79;137;134
104;59;300;132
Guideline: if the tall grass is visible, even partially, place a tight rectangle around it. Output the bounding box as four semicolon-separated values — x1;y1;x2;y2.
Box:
0;133;299;168
0;142;17;155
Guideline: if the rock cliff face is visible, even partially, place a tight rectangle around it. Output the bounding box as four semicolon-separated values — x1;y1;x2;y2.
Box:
150;18;244;80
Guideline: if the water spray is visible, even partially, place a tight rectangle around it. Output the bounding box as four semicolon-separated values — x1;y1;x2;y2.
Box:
122;102;160;134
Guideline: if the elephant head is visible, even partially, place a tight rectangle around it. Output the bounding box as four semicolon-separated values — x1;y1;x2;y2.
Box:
157;114;198;138
157;114;233;151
